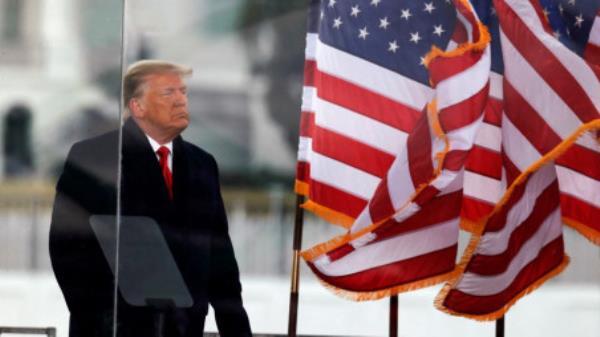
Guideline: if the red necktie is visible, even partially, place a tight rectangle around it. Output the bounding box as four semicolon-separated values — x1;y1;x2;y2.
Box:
156;146;173;200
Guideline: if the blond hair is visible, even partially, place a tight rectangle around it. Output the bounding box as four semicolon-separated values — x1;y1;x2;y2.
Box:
123;60;192;110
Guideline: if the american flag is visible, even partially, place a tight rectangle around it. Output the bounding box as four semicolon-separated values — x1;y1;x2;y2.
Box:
297;0;491;298
296;0;456;228
459;0;506;231
437;0;600;320
582;7;600;65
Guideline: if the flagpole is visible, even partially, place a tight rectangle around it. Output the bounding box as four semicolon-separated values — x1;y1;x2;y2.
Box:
287;194;305;337
389;295;398;337
496;316;505;337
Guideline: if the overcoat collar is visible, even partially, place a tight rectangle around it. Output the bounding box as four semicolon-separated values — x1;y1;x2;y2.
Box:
121;118;189;205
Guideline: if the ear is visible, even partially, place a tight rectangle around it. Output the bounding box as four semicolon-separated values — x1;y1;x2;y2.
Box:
128;98;145;118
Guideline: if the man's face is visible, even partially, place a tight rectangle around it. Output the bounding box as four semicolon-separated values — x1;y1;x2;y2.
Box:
135;72;189;139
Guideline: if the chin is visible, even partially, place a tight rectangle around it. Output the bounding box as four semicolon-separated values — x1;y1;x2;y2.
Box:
172;114;189;125
174;119;189;131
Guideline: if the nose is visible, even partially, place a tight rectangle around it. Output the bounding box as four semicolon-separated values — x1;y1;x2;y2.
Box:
175;90;188;107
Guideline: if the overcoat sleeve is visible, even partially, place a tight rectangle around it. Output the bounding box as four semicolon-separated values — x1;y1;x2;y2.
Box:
49;142;117;314
206;157;252;337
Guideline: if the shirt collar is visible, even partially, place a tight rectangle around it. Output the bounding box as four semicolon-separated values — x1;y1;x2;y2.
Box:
145;134;173;155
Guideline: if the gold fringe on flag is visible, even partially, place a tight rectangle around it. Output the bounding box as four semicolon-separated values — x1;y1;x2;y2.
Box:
435;119;600;320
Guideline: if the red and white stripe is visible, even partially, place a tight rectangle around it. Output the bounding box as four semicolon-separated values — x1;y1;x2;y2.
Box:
295;1;478;227
461;72;506;227
442;164;565;317
302;0;492;297
438;0;600;320
296;27;429;225
499;0;600;242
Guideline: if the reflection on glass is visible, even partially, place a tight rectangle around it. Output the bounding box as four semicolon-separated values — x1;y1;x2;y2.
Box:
49;119;120;337
0;0;122;336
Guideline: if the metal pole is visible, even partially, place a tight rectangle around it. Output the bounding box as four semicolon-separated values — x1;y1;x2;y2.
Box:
389;295;398;337
287;194;305;337
115;1;128;337
496;316;505;337
0;327;56;336
29;198;39;270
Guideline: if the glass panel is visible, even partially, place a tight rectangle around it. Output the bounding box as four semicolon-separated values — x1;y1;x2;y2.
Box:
119;0;312;335
0;1;123;337
118;1;600;337
117;1;254;335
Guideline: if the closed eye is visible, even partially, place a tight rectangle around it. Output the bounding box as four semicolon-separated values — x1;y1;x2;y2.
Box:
161;87;186;96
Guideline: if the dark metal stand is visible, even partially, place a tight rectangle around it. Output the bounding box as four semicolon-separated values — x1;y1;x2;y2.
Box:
287;194;306;337
389;295;398;337
146;298;176;337
496;316;505;337
153;312;166;337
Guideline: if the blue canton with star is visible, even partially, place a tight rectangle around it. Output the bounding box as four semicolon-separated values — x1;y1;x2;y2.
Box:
313;0;457;85
541;0;600;55
470;0;600;75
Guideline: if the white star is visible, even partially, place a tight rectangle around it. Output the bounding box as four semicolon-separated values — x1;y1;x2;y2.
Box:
559;4;564;15
333;17;343;29
553;30;561;39
490;7;497;16
328;0;336;8
542;8;549;18
370;0;382;6
358;26;369;39
320;11;324;20
420;56;427;66
401;9;412;20
379;17;390;29
424;2;436;14
433;25;445;36
574;14;584;28
350;5;361;17
410;31;421;44
566;27;571;36
568;0;576;5
388;40;399;53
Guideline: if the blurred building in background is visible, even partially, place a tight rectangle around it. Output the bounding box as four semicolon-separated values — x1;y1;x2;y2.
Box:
0;0;304;182
0;0;317;278
0;0;120;180
0;0;313;277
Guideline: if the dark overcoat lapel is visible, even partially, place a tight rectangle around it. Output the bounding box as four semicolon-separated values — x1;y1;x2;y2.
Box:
119;118;212;313
121;118;173;216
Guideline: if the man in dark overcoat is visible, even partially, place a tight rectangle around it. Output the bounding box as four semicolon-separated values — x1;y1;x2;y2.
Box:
49;60;252;337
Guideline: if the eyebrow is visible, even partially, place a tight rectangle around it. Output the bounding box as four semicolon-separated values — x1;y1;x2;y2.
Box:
160;85;187;93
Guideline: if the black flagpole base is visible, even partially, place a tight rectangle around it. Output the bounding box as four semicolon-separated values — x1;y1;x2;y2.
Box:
389;295;398;337
496;316;505;337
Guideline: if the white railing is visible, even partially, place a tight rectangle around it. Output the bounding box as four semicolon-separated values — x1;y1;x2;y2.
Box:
0;198;598;283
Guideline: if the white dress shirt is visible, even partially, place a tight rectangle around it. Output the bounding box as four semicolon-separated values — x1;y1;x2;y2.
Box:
145;134;173;172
